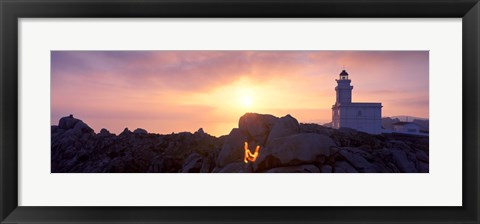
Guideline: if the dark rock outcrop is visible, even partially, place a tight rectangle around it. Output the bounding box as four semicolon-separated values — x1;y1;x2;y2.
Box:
215;128;248;168
52;113;429;173
133;128;148;135
254;133;335;171
266;114;300;144
52;115;221;173
238;113;278;145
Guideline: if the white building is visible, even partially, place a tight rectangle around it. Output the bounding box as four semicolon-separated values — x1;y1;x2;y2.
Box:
392;122;420;134
331;70;382;134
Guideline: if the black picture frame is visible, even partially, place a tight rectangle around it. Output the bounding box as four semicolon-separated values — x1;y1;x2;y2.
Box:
1;0;479;223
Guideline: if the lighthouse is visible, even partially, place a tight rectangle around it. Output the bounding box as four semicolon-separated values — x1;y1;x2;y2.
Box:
331;70;383;134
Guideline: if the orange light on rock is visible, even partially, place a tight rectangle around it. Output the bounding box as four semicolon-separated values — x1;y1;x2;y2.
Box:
244;142;261;163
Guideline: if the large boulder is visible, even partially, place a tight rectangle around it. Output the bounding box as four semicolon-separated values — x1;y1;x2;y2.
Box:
266;114;300;145
58;115;94;135
133;128;148;135
254;133;336;171
239;113;278;145
58;114;79;129
215;128;248;167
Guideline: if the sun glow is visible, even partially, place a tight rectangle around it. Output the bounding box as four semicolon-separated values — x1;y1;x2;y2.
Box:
168;75;328;136
241;95;253;107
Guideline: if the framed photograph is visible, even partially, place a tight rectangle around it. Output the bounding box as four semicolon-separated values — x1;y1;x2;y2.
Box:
49;50;430;174
1;0;479;223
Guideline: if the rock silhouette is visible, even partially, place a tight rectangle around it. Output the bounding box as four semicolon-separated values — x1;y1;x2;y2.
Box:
51;113;429;173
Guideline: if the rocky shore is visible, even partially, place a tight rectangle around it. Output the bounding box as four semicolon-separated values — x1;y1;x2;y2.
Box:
51;113;428;173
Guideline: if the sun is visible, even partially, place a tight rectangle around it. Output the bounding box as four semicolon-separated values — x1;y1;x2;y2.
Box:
241;95;253;107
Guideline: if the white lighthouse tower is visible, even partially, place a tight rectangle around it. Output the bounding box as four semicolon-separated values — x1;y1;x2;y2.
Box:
335;70;353;105
331;70;382;134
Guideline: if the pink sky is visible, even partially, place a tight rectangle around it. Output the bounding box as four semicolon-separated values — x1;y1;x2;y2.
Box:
51;51;429;136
